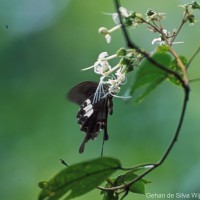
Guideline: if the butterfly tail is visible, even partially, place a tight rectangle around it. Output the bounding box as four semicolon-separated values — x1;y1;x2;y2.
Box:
79;137;88;153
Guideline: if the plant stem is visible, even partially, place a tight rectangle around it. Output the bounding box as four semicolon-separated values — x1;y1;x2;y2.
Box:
96;0;190;193
165;41;189;85
170;12;187;45
187;44;200;69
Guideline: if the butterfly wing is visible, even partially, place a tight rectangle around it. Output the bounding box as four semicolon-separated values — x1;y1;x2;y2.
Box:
78;95;113;153
68;81;98;105
68;81;113;153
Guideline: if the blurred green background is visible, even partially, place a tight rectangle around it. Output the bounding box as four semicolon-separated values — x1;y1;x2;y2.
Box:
0;0;200;199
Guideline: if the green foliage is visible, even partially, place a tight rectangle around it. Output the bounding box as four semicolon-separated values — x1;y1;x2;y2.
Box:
167;56;187;86
116;48;127;57
120;57;134;73
191;1;200;9
156;45;170;53
114;171;149;194
101;169;150;199
38;157;121;200
128;52;172;103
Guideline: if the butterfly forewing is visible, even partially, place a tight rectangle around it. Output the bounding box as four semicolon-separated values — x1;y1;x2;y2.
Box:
68;81;99;105
68;81;113;153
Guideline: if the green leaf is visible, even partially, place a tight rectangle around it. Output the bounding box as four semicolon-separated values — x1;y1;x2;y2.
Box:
113;171;149;193
114;171;150;185
191;1;200;9
101;170;150;199
114;171;150;195
120;57;134;73
38;157;121;200
135;77;165;103
129;182;145;195
156;45;170;53
167;56;187;86
116;48;126;57
129;52;172;103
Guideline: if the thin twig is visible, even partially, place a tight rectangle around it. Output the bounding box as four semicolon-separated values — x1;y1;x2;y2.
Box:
190;77;200;83
120;189;129;200
120;163;155;171
163;40;189;85
170;12;187;44
187;44;200;69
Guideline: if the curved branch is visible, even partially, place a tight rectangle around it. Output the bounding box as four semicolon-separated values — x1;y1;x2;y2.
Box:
98;85;189;192
97;0;191;193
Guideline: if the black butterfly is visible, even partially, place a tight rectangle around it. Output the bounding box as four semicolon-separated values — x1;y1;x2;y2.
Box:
68;81;113;154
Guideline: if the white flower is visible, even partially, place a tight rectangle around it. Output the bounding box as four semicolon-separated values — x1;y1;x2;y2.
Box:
115;68;126;84
82;52;113;75
107;79;121;94
105;66;127;95
112;13;119;24
112;7;129;24
119;7;129;17
93;52;111;75
152;29;184;45
94;60;111;75
152;37;163;45
98;27;111;44
99;25;121;44
82;52;131;99
105;34;111;43
99;52;108;59
98;27;109;34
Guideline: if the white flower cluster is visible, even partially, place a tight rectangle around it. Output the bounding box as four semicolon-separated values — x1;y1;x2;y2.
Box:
82;52;129;102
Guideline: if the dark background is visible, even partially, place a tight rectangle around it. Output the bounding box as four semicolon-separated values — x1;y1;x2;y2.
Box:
0;0;200;199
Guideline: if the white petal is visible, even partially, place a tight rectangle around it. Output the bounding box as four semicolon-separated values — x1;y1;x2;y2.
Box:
105;34;111;44
94;65;103;74
119;7;129;17
115;68;122;77
163;29;168;34
152;37;162;45
172;41;184;45
112;13;120;24
81;65;94;71
98;52;108;59
98;27;109;34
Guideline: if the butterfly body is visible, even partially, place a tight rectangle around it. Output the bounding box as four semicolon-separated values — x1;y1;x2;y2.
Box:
68;81;113;153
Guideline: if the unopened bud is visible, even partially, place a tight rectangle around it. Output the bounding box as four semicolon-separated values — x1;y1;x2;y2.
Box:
98;27;109;34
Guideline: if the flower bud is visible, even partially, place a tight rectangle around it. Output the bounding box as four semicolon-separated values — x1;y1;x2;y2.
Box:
98;27;109;34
